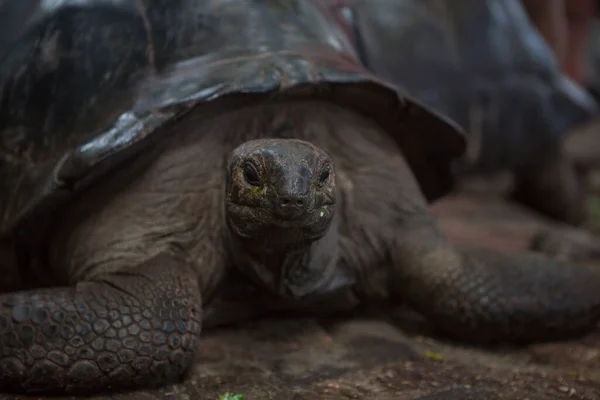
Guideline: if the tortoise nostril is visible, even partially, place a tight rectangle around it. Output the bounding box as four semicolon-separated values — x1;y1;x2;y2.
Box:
277;195;307;216
280;197;304;207
280;196;304;208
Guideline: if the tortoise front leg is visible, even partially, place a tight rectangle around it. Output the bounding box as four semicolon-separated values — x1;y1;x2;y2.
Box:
386;206;600;344
0;253;202;394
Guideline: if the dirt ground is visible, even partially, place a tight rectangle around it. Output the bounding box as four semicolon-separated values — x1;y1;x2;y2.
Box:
4;187;600;400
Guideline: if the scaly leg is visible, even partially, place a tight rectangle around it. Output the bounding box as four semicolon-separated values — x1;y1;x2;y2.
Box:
0;253;202;394
388;221;600;343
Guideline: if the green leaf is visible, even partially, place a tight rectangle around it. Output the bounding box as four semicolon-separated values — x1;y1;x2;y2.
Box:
423;351;444;361
219;393;244;400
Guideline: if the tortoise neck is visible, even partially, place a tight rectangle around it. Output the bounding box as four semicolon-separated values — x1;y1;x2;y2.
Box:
225;215;340;298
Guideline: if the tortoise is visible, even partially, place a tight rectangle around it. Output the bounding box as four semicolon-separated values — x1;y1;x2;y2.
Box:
1;0;600;395
336;0;599;226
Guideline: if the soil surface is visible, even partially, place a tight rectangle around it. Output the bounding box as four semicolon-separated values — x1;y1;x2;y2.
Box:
5;191;600;400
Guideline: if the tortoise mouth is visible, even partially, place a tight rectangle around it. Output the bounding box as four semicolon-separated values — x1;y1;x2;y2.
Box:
225;202;335;242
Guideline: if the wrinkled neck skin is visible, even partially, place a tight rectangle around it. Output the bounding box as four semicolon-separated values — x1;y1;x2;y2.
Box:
225;212;341;299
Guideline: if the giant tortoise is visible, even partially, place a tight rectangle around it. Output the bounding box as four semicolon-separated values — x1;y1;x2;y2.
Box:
340;0;599;225
0;0;600;395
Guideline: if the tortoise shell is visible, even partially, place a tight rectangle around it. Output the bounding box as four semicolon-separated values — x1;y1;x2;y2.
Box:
0;0;465;238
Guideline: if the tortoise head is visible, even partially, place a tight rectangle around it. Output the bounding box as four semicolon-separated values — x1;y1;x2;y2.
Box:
225;138;336;245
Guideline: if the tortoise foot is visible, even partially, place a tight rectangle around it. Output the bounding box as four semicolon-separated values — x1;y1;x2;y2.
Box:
0;254;202;394
530;227;600;262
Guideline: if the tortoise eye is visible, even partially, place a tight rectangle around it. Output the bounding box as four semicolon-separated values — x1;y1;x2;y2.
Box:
318;164;330;186
243;162;261;186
